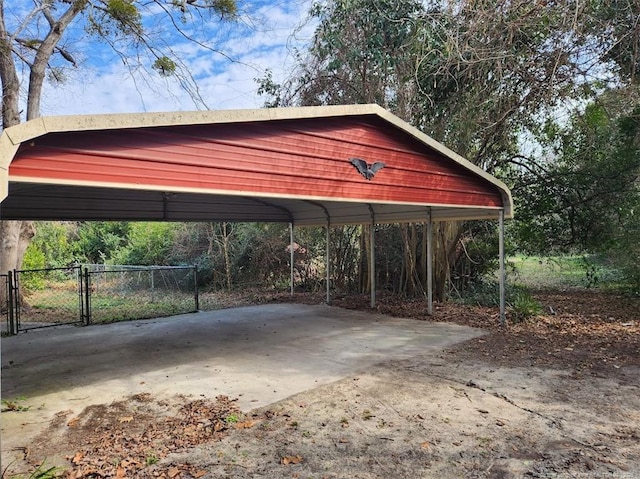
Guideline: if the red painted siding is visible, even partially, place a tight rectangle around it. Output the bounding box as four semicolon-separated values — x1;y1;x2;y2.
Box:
10;116;504;209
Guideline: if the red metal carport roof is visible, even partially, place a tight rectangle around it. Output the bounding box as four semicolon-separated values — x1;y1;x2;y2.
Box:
0;104;512;225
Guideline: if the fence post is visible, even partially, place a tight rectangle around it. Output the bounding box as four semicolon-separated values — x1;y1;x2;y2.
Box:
11;270;20;334
193;265;199;312
78;266;84;325
84;267;91;325
7;271;15;335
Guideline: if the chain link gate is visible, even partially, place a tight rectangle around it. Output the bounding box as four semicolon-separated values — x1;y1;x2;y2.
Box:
13;266;84;332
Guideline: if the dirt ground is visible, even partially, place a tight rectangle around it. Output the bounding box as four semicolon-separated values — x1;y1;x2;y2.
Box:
4;288;639;479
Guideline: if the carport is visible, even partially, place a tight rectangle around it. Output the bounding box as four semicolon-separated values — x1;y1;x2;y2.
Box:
0;104;513;318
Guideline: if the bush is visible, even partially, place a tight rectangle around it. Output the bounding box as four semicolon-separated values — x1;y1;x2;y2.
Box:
21;243;46;291
508;286;542;323
451;277;542;323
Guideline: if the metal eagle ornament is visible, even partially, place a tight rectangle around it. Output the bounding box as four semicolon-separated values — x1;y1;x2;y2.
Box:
349;157;386;180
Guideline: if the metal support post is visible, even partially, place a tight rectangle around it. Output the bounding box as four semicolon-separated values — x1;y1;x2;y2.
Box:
427;215;433;316
370;220;376;309
193;264;199;312
499;209;506;325
290;223;295;296
84;267;91;325
326;223;331;304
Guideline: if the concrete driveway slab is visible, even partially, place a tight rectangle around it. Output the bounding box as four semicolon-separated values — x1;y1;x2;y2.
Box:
1;303;483;460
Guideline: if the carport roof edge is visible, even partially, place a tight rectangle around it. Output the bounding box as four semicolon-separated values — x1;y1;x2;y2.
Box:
0;104;513;224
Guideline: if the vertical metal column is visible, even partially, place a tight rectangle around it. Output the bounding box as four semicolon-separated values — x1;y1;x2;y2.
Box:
326;222;331;304
370;219;376;308
84;267;91;325
77;266;84;324
499;209;506;325
289;223;295;296
11;270;20;333
427;214;433;316
7;271;15;335
193;264;199;312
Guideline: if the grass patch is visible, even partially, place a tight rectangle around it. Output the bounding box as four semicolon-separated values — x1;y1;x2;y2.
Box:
22;288;196;325
509;254;618;290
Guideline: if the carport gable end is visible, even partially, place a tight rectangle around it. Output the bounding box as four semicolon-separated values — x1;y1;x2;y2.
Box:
0;104;513;225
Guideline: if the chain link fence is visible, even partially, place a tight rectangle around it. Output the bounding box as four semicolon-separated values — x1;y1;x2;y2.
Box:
85;265;198;324
5;264;198;334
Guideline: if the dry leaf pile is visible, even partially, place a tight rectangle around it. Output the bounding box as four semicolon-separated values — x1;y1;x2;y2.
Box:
445;290;640;374
61;395;241;478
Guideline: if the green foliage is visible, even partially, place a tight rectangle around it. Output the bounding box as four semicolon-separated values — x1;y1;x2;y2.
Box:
75;222;130;264
20;462;62;479
21;244;46;290
452;278;541;323
30;222;77;269
112;222;178;265
450;222;503;294
152;56;177;77
224;413;240;424
2;396;31;412
256;69;283;108
509;91;640;291
106;0;142;34
87;0;143;38
607;200;640;295
210;0;238;18
508;286;542;324
145;452;159;466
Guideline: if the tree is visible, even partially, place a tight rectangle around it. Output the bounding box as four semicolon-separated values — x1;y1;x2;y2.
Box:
260;0;619;300
509;90;640;290
0;0;238;282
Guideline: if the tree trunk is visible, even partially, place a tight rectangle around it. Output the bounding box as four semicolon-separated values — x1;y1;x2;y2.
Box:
359;225;371;293
1;1;83;305
420;222;427;287
0;221;36;306
221;222;232;291
432;222;463;302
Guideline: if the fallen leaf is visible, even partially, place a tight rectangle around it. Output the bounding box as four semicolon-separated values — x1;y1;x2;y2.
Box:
168;466;181;477
193;471;207;478
420;441;432;450
234;420;256;429
67;417;80;427
72;451;83;464
281;455;303;465
119;416;134;423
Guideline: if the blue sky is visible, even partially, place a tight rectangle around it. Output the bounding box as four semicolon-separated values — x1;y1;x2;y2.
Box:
8;0;315;116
